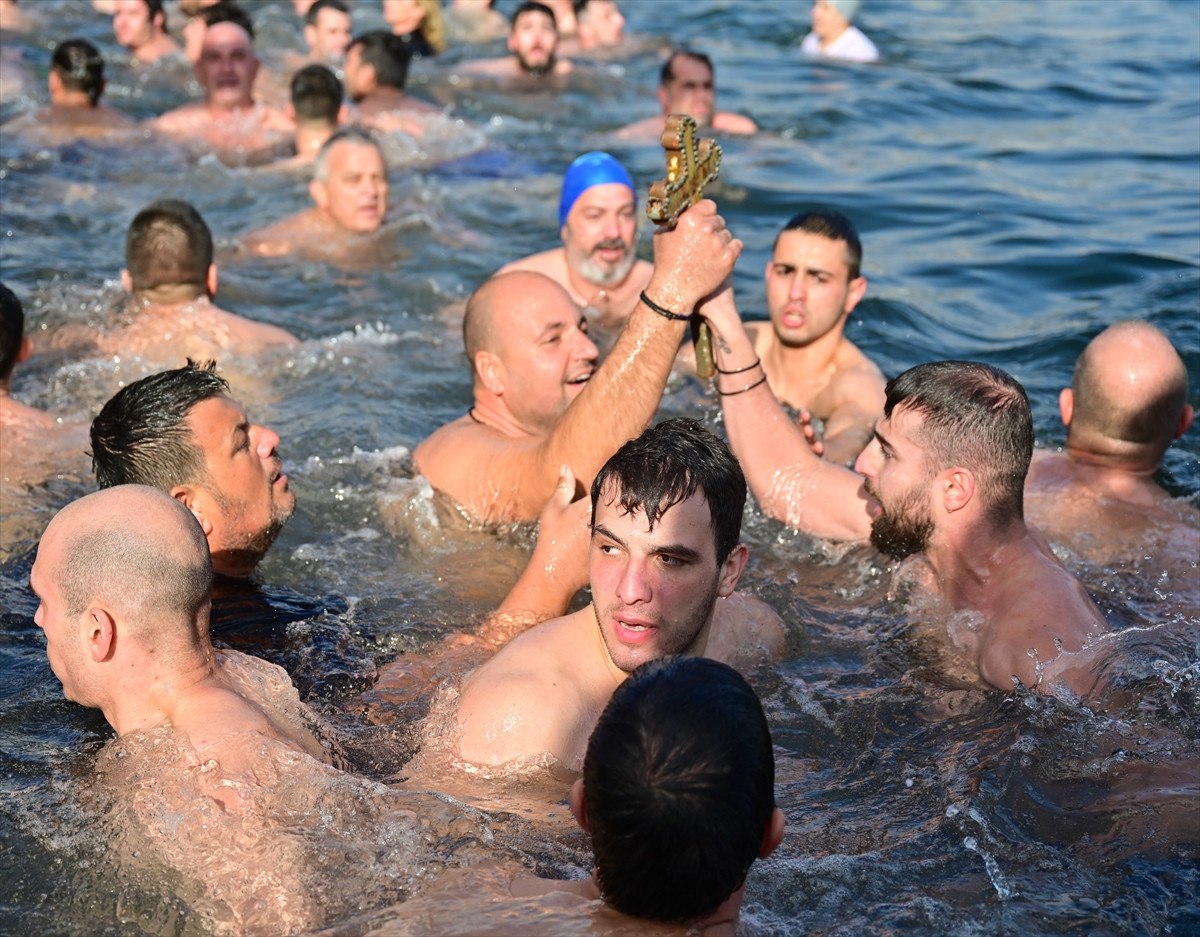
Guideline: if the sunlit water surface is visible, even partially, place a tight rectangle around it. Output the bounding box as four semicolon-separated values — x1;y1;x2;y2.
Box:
1;1;1197;934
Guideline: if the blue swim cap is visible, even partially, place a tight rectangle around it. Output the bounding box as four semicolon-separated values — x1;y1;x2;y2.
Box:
558;152;636;228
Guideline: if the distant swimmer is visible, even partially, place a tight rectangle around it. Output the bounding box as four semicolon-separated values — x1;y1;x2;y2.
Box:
413;198;742;525
496;152;652;330
154;17;291;165
245;127;390;258
343;30;441;135
29;485;328;813
461;1;574;81
560;0;626;56
454;419;785;771
381;0;446;59
91;361;296;580
444;0;507;44
302;0;351;65
701;285;1109;693
745;209;885;465
514;656;786;932
277;63;345;168
11;39;134;143
615;49;757;140
112;0;181;64
180;0;252;65
801;0;880;64
1025;320;1198;572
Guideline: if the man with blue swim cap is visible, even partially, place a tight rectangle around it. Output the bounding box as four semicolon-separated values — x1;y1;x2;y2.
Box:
497;151;652;329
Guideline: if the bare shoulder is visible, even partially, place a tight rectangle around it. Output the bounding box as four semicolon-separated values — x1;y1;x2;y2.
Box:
243;211;311;256
708;592;786;671
713;111;758;135
613;115;664;140
497;248;565;279
211;304;299;348
154;103;204;132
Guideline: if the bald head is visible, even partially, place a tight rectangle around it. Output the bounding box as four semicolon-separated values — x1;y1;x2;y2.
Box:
463;270;576;363
1068;321;1192;464
40;485;213;630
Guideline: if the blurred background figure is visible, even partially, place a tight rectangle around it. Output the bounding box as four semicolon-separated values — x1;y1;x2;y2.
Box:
112;0;180;64
801;0;879;64
382;0;446;58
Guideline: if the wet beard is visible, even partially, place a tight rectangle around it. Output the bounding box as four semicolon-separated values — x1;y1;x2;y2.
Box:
575;240;636;288
519;52;555;77
869;495;933;560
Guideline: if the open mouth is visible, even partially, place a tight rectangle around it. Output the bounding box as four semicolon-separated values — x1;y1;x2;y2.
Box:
566;370;593;386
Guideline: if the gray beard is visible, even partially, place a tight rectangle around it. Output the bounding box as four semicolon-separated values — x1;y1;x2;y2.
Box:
575;245;636;288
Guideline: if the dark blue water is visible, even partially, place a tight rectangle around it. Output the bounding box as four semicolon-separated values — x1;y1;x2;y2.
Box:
1;1;1197;934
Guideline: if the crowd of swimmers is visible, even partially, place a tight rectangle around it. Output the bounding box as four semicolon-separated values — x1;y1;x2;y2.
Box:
1;1;1196;933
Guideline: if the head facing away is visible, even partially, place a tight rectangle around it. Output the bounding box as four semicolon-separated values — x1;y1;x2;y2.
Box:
0;281;27;386
90;360;295;578
558;151;638;289
303;0;351;61
658;49;716;127
310;127;389;233
578;655;780;922
345;30;413;97
588;418;749;673
50;39;106;106
855;360;1033;559
31;485;213;715
1064;320;1193;469
508;1;559;75
290;62;343;126
766;208;867;348
123;198;214;303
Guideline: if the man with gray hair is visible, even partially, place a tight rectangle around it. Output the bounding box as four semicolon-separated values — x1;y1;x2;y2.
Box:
245;127;389;257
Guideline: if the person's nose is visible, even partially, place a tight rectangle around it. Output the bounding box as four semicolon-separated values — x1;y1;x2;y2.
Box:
615;556;652;606
575;329;600;362
854;437;880;478
788;273;806;302
253;424;281;460
601;214;621;241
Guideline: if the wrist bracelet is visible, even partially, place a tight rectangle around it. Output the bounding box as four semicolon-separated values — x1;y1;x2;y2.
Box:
640;291;691;321
716;373;769;396
715;357;761;375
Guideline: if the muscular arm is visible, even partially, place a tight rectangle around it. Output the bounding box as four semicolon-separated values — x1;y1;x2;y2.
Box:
818;365;886;466
700;286;872;540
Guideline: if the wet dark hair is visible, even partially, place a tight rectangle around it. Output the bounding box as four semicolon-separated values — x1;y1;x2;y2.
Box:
0;282;24;383
51;39;105;106
91;360;229;490
125;199;213;297
200;1;254;41
144;0;168;33
589;417;745;564
776;208;863;280
660;48;713;86
884;360;1033;523
348;30;412;90
512;1;555;28
291;63;343;123
305;0;348;27
584;656;776;923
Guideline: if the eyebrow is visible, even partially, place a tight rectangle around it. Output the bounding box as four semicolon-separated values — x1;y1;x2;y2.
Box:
873;426;895;456
591;523;705;563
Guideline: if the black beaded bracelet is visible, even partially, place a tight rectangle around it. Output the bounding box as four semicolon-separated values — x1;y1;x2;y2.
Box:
715;357;761;375
716;373;769;396
640;291;691;321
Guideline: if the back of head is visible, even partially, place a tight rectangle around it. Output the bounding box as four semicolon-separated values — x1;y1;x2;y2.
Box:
590;417;746;563
660;47;712;86
124;199;213;300
777;208;863;279
201;0;254;39
91;359;229;490
1069;320;1189;463
291;62;343;123
312;125;385;182
884;360;1032;523
583;656;776;922
350;30;412;90
48;485;213;637
0;281;24;383
512;1;556;28
51;39;105;105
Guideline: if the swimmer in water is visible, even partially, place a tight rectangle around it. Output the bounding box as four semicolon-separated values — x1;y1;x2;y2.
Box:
245;127;390;257
90;361;296;580
514;656;786;934
302;0;351;65
454;419;785;772
566;0;626;54
28;485;327;813
111;0;181;64
1025;320;1198;574
342;30;440;135
155;17;290;165
276;63;345;169
743;209;885;466
461;1;574;80
700;285;1108;694
615;49;757;139
413;198;742;525
15;39;134;143
496;152;653;331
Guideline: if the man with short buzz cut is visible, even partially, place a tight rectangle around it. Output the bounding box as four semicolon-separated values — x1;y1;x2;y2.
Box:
616;48;756;139
1025;321;1197;572
90;361;296;579
463;1;574;79
281;63;344;166
700;281;1109;694
245;127;389;258
745;208;885;465
303;0;351;63
413;198;742;525
496;151;652;329
454;418;785;771
112;0;180;63
17;38;134;142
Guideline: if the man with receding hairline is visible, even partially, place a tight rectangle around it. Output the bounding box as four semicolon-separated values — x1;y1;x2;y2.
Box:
1025;321;1197;573
616;48;756;139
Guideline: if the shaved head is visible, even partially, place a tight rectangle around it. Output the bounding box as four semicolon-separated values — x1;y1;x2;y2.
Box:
463;270;576;364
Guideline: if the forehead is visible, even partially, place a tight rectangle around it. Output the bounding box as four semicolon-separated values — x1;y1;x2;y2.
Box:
514;11;554;31
314;7;350;26
594;483;716;550
668;56;712;85
568;183;634;219
115;0;150;14
879;404;925;448
772;229;850;268
328;141;385;173
186;394;246;446
203;22;253;54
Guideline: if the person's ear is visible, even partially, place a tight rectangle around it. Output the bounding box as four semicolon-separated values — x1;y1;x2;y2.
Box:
171;484;215;537
84;607;116;663
1058;387;1074;427
656;85;669;113
120;268;134;294
844;275;867;314
337;101;350;125
310;177;329;211
474;349;506;395
206;263;219;298
48;70;62;98
716;542;749;597
759;807;785;859
569;778;589;833
1175;403;1194;440
507;33;518;54
16;335;33;365
940;467;975;514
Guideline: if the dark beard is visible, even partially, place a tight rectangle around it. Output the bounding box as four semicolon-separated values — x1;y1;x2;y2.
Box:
520;54;555;77
869;506;933;560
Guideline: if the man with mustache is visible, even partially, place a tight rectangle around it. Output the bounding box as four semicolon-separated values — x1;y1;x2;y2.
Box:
497;152;652;329
698;286;1108;695
463;1;573;80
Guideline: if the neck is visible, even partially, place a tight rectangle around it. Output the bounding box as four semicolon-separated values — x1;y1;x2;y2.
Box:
1064;437;1162;477
762;324;846;374
923;516;1032;611
131;289;210;309
52;91;96;109
468;391;541;439
104;643;218;736
362;86;407;107
294;122;333;157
